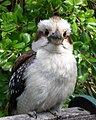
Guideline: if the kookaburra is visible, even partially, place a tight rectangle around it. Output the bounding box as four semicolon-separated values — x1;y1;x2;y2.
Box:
8;16;77;115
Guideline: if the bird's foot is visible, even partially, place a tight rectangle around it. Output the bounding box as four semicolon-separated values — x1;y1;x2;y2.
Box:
28;111;37;119
49;110;62;120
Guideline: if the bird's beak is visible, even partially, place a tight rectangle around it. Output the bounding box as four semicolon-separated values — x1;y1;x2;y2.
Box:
48;30;63;45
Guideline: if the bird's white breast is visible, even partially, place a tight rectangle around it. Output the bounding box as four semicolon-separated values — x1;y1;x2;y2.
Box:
16;48;77;114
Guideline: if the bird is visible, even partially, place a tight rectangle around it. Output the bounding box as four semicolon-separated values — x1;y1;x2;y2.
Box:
8;16;77;116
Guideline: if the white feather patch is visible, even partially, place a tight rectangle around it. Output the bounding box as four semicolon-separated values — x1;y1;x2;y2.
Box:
32;37;48;51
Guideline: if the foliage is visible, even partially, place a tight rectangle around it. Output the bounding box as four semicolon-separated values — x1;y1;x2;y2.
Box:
0;0;96;116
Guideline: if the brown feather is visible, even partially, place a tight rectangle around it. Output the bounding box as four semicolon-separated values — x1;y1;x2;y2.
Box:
51;16;62;22
35;31;46;41
8;50;36;115
12;50;36;73
66;36;73;44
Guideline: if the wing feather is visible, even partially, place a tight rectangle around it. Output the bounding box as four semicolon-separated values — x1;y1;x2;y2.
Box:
8;50;36;115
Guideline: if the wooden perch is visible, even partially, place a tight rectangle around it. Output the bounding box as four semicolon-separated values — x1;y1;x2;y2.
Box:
0;107;96;120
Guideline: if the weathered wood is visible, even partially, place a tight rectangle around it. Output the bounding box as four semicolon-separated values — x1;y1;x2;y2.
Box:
0;107;96;120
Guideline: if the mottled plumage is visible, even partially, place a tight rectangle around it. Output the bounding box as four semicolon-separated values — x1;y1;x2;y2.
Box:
8;50;36;115
8;16;77;115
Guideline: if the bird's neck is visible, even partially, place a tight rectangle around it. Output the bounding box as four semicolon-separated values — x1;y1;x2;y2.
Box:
39;43;73;54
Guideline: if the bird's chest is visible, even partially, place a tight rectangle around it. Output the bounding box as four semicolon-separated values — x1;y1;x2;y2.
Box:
25;50;76;88
38;52;74;80
20;51;77;112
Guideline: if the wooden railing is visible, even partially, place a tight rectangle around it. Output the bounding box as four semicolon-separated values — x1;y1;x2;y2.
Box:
0;107;96;120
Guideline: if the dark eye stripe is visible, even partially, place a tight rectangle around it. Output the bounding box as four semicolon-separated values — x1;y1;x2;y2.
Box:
45;29;49;36
63;32;66;37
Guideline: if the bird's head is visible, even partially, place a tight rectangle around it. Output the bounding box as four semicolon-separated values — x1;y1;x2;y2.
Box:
32;16;73;53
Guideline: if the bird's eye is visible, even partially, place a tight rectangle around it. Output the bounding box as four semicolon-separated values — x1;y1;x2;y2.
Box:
45;29;49;36
63;31;66;37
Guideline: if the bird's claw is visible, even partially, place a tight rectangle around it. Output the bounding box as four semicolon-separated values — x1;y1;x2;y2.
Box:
28;111;37;119
49;111;62;120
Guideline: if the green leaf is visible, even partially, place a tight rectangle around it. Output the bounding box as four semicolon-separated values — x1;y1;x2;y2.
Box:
89;58;96;63
1;22;17;32
58;7;64;15
25;47;31;51
86;18;96;26
93;40;96;45
1;1;11;6
0;5;8;12
73;41;83;48
14;4;23;20
80;32;90;43
0;43;3;49
1;32;7;38
85;9;94;17
78;10;85;23
74;0;83;5
47;0;51;2
2;38;12;48
2;62;13;71
10;32;19;41
51;0;62;7
78;73;88;81
0;111;4;117
22;33;31;44
64;0;74;6
86;24;94;30
82;0;88;6
12;40;18;46
14;42;25;49
8;53;16;61
72;22;78;33
82;44;89;51
0;59;8;67
27;22;36;31
80;17;85;23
